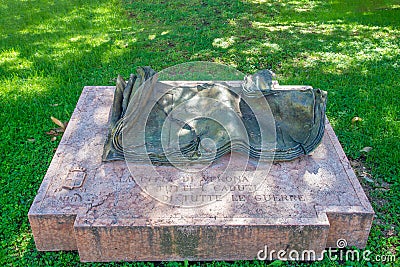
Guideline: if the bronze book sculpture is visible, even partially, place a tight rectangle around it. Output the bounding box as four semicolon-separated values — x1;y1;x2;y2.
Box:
103;67;327;164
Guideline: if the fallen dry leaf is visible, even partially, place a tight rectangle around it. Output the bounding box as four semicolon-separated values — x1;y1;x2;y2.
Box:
27;138;35;142
54;127;65;133
351;117;362;124
362;175;374;183
51;116;65;130
360;146;373;153
45;130;59;136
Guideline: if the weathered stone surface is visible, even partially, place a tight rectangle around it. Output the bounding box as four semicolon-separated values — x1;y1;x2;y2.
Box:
28;85;374;262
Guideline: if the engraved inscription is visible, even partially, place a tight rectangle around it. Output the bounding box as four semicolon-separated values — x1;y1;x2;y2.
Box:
58;193;82;203
254;194;306;202
137;173;308;206
232;194;306;202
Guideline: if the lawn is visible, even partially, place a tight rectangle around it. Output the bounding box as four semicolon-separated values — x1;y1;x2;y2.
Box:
0;0;399;266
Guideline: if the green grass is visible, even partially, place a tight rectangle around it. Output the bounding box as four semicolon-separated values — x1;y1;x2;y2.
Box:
0;0;399;266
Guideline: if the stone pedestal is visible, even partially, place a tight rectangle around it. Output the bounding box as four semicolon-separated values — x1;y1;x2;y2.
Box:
29;86;374;262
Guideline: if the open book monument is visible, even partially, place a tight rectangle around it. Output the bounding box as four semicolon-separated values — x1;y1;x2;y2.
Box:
29;63;373;262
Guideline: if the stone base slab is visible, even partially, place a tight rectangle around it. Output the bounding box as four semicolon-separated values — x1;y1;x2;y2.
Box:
29;86;374;262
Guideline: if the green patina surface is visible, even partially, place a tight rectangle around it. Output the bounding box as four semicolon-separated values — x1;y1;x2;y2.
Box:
104;68;326;164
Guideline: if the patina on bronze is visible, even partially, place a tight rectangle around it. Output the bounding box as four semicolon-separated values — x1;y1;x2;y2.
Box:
103;67;327;163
